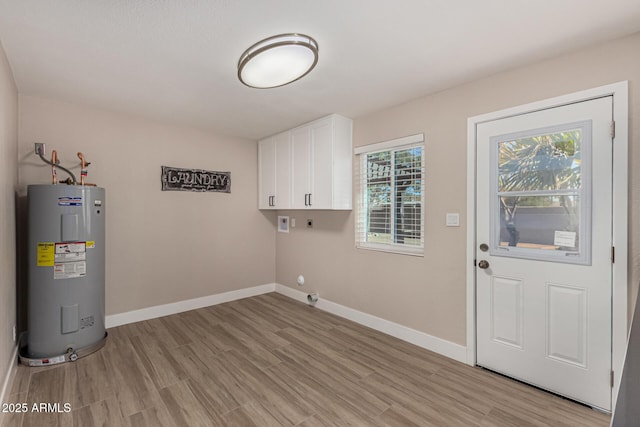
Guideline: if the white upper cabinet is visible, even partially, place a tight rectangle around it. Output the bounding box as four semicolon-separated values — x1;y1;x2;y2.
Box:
258;114;352;210
258;132;291;209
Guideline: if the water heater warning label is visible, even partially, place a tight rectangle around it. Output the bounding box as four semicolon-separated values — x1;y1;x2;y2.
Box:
54;261;86;280
53;242;87;279
55;242;86;262
37;242;55;267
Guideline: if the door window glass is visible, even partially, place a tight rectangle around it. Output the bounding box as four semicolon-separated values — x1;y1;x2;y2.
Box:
490;121;592;264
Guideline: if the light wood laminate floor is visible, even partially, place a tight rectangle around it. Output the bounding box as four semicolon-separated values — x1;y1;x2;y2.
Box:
2;293;610;426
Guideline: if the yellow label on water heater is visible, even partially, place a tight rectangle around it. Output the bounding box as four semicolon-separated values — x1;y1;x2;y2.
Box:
37;242;55;267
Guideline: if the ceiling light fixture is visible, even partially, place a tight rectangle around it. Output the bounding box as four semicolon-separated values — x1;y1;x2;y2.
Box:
237;33;319;89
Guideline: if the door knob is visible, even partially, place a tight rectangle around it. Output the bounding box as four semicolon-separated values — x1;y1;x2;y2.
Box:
478;260;490;269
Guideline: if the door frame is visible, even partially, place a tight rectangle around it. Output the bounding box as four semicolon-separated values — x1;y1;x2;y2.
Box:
466;81;628;407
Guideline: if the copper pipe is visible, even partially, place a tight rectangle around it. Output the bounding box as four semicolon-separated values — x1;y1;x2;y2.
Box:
51;150;58;184
77;152;87;186
37;151;76;184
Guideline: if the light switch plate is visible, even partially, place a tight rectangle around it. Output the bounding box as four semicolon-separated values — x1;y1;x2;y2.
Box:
446;213;460;227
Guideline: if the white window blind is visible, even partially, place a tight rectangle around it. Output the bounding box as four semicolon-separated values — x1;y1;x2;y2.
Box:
355;134;424;256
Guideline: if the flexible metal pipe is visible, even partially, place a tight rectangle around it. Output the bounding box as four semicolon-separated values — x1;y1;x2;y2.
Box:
38;152;77;184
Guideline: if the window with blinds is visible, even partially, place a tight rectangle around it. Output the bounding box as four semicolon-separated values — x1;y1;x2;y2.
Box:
355;133;424;255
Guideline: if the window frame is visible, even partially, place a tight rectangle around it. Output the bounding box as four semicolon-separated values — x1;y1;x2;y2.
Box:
355;133;425;256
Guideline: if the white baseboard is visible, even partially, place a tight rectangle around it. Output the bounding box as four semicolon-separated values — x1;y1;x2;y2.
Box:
104;282;467;365
105;283;276;328
275;284;468;364
0;344;18;406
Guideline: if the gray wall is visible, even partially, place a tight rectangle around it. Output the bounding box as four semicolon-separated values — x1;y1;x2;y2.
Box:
276;32;640;346
0;39;18;397
18;95;277;316
613;287;640;425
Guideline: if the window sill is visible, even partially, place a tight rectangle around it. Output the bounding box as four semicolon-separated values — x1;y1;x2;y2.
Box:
356;243;424;257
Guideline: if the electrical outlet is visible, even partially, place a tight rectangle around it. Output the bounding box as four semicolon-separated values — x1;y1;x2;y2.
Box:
34;142;46;156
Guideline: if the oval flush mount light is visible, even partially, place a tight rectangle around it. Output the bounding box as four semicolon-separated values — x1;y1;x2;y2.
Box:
238;33;319;89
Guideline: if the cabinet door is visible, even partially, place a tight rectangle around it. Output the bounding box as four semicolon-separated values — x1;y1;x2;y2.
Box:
267;115;351;211
258;134;291;209
273;133;291;209
291;127;311;209
309;120;334;209
258;137;276;209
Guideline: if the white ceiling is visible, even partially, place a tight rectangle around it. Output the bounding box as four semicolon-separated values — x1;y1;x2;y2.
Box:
1;1;639;141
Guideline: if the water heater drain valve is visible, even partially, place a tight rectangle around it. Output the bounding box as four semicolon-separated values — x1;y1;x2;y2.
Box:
67;348;78;362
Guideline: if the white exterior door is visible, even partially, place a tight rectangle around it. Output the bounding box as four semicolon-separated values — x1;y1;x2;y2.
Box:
476;96;613;410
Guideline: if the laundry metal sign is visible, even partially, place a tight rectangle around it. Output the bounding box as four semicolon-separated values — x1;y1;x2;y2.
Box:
161;166;231;193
